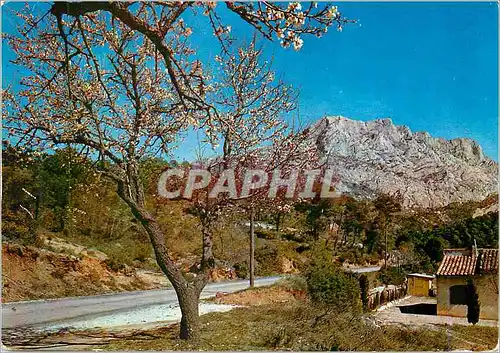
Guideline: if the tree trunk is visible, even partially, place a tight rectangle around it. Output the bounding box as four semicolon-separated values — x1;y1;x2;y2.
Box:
133;209;203;340
333;227;339;252
116;179;205;340
178;286;201;340
249;206;255;287
34;189;41;221
200;223;215;272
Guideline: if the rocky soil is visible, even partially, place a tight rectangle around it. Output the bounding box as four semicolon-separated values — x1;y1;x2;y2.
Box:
1;236;245;303
1;241;169;303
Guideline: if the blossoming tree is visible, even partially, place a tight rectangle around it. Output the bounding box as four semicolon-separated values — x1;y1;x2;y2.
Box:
3;1;349;340
160;38;323;287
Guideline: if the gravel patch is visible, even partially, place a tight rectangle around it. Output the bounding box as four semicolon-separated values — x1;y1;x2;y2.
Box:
45;302;238;331
374;296;498;327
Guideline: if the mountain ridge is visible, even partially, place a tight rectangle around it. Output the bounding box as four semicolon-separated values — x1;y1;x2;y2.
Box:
310;116;498;208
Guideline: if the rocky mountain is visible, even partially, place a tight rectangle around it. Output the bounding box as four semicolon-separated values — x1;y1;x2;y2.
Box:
311;116;498;208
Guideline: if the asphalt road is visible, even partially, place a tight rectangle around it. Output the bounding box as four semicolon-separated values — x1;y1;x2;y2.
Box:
2;276;281;330
349;266;381;273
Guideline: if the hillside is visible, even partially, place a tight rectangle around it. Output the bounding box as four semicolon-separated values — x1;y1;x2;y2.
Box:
2;117;498;303
1;238;169;302
311;116;498;208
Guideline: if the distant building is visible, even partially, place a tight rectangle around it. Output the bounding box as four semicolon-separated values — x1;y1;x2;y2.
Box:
407;273;435;296
436;248;498;320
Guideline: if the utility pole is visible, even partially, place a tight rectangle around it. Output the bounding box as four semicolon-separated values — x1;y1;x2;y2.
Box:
249;205;255;287
384;227;388;268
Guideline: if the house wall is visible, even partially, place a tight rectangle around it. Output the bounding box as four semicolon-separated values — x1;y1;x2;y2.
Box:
437;275;498;320
408;277;431;296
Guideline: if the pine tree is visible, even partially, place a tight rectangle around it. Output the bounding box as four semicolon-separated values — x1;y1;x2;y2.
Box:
466;279;480;325
359;274;370;311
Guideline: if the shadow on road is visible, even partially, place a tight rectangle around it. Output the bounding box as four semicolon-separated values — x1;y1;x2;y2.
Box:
398;303;437;316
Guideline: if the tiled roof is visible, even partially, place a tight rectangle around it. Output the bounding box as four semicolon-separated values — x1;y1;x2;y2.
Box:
478;248;499;273
437;250;476;276
436;248;498;276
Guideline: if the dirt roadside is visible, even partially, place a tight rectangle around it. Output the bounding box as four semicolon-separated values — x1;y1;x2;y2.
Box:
1;242;169;302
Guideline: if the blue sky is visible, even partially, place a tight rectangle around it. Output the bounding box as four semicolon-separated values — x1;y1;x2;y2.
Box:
2;2;498;160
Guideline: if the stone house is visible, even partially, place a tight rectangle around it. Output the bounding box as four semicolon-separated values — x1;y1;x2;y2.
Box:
436;248;498;320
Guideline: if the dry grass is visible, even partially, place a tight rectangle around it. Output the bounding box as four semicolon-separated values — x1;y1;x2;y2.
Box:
440;324;499;351
208;285;305;306
102;303;498;351
5;303;496;351
103;284;498;351
4;283;496;351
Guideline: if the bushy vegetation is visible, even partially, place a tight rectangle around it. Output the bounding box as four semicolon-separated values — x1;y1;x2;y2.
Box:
3;141;497;349
2;144;497;281
277;275;308;292
396;212;498;265
304;247;361;314
1;147;246;272
377;266;408;286
293;193;498;274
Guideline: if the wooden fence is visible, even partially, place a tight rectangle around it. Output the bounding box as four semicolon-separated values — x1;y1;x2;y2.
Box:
366;284;407;311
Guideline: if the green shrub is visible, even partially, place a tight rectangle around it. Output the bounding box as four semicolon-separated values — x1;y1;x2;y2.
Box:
255;229;279;240
337;248;362;264
1;209;36;244
255;244;281;275
233;261;249;279
378;266;407;286
304;248;361;313
277;275;308;292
